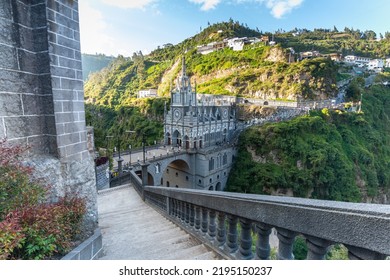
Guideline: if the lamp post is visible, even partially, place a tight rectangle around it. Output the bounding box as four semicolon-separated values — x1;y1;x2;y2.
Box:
105;135;113;157
114;139;124;176
142;133;146;164
128;144;132;165
125;130;136;166
117;137;121;160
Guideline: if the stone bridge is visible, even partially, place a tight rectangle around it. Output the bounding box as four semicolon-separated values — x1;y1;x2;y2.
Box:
112;143;236;192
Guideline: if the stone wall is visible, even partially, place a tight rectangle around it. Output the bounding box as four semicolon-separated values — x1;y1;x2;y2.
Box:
47;0;88;162
0;0;56;154
0;0;98;233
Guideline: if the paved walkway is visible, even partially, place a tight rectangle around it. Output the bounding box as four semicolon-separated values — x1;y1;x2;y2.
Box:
97;184;221;260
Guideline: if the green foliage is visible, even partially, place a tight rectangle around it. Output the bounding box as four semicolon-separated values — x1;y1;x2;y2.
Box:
293;236;308;260
86;97;168;150
227;85;390;202
278;28;390;58
345;77;365;101
0;141;87;260
13;195;86;259
0;215;25;260
326;244;349;260
82;53;115;81
0;142;46;219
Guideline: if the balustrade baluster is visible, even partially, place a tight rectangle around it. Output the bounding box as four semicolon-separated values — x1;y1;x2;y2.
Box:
170;199;175;217
171;199;176;218
189;204;195;227
305;235;331;260
208;210;217;241
255;223;272;260
201;207;209;235
175;200;180;219
167;198;172;216
347;245;387;260
177;201;182;220
195;206;201;231
180;201;185;222
217;212;226;247
276;228;296;260
226;215;238;254
185;203;190;225
238;218;253;259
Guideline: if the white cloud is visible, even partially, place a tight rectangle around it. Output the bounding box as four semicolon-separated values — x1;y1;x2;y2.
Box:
235;0;303;18
101;0;157;9
79;2;122;56
189;0;222;11
264;0;303;18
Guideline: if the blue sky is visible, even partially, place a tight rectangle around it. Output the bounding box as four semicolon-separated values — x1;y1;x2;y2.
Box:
79;0;390;57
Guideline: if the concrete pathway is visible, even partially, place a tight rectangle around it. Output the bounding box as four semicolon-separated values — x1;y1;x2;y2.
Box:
97;184;221;260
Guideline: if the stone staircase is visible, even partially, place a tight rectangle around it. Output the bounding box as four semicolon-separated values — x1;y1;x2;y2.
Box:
97;184;222;260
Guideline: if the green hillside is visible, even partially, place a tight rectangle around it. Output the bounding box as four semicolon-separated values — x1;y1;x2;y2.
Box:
81;54;115;81
84;22;390;151
227;84;390;203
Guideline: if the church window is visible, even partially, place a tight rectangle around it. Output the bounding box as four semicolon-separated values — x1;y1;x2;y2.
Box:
209;157;214;171
223;153;227;165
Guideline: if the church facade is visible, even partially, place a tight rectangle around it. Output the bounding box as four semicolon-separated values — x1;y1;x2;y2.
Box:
161;59;238;191
164;59;237;150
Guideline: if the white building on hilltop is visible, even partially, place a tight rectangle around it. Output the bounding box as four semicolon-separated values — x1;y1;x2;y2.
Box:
137;89;158;98
367;59;384;72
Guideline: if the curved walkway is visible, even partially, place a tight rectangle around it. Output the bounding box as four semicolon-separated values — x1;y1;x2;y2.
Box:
97;184;220;260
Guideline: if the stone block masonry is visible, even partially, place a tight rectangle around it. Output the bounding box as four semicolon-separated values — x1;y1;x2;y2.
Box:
0;0;98;234
0;0;54;154
0;0;87;161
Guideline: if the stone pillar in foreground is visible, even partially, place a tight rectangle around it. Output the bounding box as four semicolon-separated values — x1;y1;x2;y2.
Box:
0;0;98;235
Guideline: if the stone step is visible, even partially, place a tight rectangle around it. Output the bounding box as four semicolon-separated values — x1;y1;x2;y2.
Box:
128;236;200;260
98;185;223;260
187;250;220;260
164;244;213;260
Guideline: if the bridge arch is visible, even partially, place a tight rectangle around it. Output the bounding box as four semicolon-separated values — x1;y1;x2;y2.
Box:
161;158;192;189
135;170;155;186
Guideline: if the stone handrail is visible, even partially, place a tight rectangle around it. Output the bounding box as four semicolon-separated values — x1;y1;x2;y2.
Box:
141;186;390;260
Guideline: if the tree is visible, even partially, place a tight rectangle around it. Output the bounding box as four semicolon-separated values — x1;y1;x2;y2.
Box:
364;30;377;40
345;80;362;101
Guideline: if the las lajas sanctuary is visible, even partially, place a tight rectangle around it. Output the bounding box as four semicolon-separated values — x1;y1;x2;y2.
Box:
162;58;237;191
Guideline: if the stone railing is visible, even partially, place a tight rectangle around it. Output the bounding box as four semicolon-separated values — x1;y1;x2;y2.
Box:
141;186;390;260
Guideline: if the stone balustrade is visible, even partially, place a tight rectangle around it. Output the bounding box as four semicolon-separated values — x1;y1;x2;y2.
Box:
140;185;390;260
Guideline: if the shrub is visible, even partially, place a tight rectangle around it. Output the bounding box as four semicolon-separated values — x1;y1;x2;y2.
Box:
95;156;109;167
0;140;46;219
0;140;87;259
0;214;25;260
10;195;86;259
